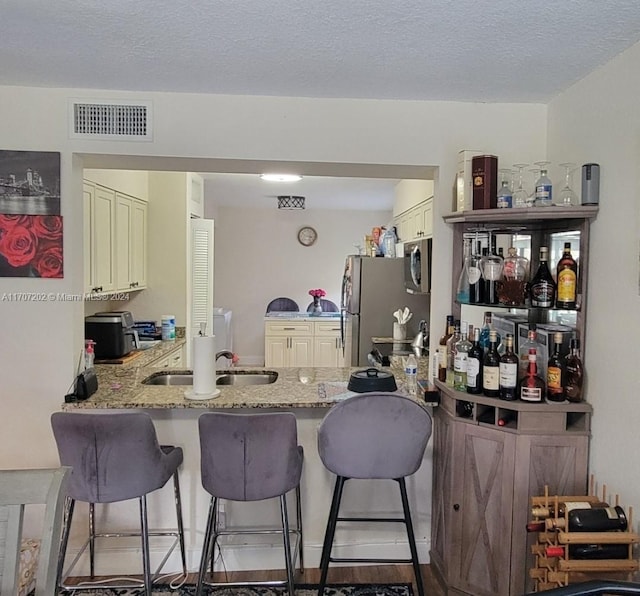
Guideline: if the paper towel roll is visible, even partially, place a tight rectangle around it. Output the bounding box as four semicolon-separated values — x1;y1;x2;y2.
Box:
192;335;217;395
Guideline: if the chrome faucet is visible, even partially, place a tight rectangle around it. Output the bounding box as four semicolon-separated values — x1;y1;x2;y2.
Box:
216;350;234;362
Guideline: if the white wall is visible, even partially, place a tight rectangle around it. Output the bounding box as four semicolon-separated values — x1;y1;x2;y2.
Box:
393;179;435;216
547;40;640;512
210;205;393;363
0;85;547;566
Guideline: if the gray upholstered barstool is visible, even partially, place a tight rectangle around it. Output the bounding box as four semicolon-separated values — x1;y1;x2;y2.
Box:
50;411;186;595
317;392;432;596
196;412;304;596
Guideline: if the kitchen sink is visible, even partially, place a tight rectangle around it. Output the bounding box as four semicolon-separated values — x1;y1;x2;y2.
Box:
142;370;278;386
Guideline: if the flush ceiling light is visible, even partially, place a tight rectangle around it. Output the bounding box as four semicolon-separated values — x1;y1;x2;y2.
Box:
277;195;305;209
260;173;302;182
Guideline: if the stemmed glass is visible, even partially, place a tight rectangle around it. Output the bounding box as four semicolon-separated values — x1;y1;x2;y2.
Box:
512;164;529;208
557;163;579;206
528;167;541;207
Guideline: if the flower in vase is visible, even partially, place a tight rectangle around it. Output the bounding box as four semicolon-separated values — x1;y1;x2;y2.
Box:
308;288;326;298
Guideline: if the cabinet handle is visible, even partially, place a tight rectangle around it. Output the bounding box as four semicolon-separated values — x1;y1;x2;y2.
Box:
453;504;460;511
283;327;295;330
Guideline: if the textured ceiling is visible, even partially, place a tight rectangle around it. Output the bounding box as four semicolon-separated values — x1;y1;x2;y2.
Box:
4;0;640;209
2;0;640;103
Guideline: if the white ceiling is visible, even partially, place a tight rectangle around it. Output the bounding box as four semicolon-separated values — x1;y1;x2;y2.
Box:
4;0;640;209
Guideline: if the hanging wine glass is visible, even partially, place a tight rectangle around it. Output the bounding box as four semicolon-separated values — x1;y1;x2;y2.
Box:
512;164;529;208
556;162;579;206
533;160;553;207
528;167;541;207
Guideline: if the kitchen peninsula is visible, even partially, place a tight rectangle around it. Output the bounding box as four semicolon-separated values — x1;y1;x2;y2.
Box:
60;341;434;577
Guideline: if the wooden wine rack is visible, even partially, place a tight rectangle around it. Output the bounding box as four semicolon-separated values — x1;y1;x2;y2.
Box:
528;479;639;592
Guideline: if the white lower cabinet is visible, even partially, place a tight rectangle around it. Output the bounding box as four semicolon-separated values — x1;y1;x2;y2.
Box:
265;319;343;367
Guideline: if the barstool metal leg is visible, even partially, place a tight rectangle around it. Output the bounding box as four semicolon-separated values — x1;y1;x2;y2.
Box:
398;478;425;596
196;497;217;596
139;495;152;596
56;497;75;593
172;471;187;575
88;502;95;578
280;494;295;596
318;475;346;596
295;484;304;572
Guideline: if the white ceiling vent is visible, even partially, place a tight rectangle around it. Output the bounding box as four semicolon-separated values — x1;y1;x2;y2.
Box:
69;99;152;141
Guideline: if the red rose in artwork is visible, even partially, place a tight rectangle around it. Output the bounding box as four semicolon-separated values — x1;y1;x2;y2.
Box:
0;214;31;234
0;224;38;267
32;241;63;278
30;215;63;240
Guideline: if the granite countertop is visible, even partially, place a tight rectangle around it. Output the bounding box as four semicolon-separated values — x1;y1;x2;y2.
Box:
264;312;341;320
63;341;432;411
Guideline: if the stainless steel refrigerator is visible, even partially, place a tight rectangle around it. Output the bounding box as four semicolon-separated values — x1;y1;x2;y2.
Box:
340;255;430;367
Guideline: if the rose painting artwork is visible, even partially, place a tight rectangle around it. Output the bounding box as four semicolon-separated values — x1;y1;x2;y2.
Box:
0;214;64;277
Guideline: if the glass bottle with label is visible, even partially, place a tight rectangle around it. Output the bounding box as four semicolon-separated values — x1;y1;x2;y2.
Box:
534;162;553;206
482;330;500;398
518;348;545;403
438;315;454;382
496;169;513;208
499;334;518;401
446;322;460;387
518;327;538;379
546;332;565;402
564;338;584;402
556;242;578;309
466;327;483;394
453;321;472;391
529;246;557;308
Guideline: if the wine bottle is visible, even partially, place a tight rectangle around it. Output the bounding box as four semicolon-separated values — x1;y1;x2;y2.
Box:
567;505;628;532
535;500;610;520
518;348;545;403
546;332;565;402
453;321;472;391
446;322;460;386
466;327;483;395
564;338;584;402
556;242;578;309
482;330;500;398
438;315;454;382
497;411;516;426
545;544;629;560
530;246;557;308
499;333;518;401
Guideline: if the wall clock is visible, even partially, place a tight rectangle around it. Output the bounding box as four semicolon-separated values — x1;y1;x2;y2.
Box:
297;226;318;247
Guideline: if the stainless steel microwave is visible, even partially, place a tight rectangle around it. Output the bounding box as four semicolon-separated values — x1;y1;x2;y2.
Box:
404;238;432;294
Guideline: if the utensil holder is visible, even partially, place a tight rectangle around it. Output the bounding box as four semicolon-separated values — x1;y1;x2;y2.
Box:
393;322;406;341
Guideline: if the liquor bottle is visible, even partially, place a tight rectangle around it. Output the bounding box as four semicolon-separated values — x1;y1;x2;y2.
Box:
479;311;501;353
546;332;565;402
518;327;538;379
535;168;553;206
545;544;629;560
468;241;484;304
496;178;513;208
438;315;454;382
482;236;503;305
482;330;500;398
456;238;472;304
446;322;460;386
453;322;472;391
466;327;483;395
499;334;518;401
518;348;545;403
529;246;557;308
556;242;578;309
564;338;584;402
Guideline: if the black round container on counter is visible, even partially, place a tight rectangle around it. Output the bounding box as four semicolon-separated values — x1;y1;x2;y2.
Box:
347;368;397;393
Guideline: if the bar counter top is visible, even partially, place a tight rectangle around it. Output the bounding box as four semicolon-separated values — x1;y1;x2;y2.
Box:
64;339;431;410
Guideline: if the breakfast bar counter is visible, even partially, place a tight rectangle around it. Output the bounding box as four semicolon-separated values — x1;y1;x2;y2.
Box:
58;340;435;579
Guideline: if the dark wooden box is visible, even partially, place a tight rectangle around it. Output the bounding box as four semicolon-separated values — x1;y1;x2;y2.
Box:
472;155;498;209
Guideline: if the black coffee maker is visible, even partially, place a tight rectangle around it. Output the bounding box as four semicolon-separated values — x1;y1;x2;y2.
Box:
85;311;140;359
